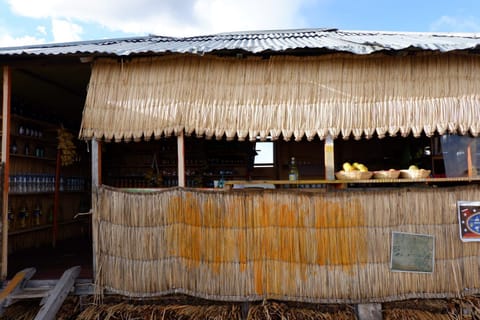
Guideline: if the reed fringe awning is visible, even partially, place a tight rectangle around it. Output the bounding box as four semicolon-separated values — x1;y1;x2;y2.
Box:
80;54;480;142
93;185;480;302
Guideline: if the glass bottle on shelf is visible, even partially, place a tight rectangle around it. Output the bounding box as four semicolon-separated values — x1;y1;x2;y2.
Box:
288;157;299;181
18;205;27;228
33;204;42;225
10;140;17;154
8;207;14;230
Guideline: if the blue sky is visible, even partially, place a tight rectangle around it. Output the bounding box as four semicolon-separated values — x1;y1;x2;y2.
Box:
1;0;479;47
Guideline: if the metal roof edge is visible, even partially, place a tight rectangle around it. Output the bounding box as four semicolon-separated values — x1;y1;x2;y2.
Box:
1;27;480;57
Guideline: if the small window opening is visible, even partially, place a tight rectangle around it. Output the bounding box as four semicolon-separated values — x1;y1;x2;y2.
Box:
254;141;274;168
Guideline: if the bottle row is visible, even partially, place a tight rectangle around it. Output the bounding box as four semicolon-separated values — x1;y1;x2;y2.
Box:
17;124;44;139
8;203;52;230
10;141;47;157
9;174;88;193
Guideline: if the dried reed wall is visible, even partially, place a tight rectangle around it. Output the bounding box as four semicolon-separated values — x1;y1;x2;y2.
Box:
93;185;480;303
81;54;480;142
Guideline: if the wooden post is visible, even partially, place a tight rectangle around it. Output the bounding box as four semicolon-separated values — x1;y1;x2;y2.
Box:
467;143;473;178
177;132;185;187
1;66;11;279
324;134;335;180
91;139;102;188
90;139;101;279
52;150;61;247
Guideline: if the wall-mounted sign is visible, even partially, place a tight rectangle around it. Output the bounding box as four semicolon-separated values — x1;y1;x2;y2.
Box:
457;201;480;242
390;231;434;273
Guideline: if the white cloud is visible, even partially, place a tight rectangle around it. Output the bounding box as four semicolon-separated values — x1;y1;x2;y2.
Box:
6;0;313;37
0;30;45;47
36;25;47;35
430;15;480;33
51;19;83;42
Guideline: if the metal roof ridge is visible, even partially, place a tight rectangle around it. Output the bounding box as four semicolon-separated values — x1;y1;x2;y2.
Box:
0;34;173;52
338;29;480;38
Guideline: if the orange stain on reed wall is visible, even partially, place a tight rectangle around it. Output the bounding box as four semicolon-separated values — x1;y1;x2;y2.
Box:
167;193;367;295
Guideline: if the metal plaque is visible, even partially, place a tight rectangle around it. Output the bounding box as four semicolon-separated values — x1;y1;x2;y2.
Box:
390;231;434;273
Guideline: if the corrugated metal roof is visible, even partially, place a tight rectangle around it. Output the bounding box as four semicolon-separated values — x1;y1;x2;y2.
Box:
1;28;480;57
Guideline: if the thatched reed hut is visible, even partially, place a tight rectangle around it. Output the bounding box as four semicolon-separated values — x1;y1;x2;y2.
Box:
2;28;480;317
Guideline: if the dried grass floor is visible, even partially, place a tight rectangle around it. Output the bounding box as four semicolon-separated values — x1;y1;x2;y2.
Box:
3;296;480;320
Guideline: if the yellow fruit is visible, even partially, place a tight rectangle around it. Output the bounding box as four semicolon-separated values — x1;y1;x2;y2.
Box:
358;166;368;172
343;162;353;171
409;165;419;170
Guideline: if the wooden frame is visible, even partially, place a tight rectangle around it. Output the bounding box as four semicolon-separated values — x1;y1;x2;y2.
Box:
2;67;11;279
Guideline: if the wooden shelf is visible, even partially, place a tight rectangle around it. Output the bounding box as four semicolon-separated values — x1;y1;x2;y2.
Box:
10;133;56;146
225;177;480;186
12;114;57;128
9;191;88;196
9;191;55;196
8;218;87;236
10;153;56;162
9;224;52;236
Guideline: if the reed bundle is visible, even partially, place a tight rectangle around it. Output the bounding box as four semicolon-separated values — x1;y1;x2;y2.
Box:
3;296;480;319
383;296;480;319
76;299;356;320
93;185;480;303
81;54;480;142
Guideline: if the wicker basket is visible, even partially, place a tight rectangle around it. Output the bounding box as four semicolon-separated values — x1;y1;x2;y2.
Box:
335;170;373;180
399;169;431;179
373;170;401;179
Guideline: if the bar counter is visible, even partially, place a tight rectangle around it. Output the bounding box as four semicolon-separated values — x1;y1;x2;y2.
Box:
93;183;480;302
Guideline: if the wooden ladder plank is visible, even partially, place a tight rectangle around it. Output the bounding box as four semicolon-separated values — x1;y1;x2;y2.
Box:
0;267;36;313
10;287;51;300
33;266;81;320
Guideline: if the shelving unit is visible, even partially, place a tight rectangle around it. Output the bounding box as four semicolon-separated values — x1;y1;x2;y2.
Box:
7;113;91;253
102;137;253;188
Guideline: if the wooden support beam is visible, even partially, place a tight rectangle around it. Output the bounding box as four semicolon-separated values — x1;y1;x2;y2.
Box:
324;134;335;180
52;149;61;247
91;139;102;188
34;266;81;320
467;143;473;178
177;132;185;187
0;267;36;314
1;66;11;280
90;139;101;279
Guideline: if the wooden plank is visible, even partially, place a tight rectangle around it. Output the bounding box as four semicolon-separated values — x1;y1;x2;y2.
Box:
0;267;36;312
1;66;11;280
177;132;185;187
34;266;81;320
10;288;50;300
0;268;36;301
